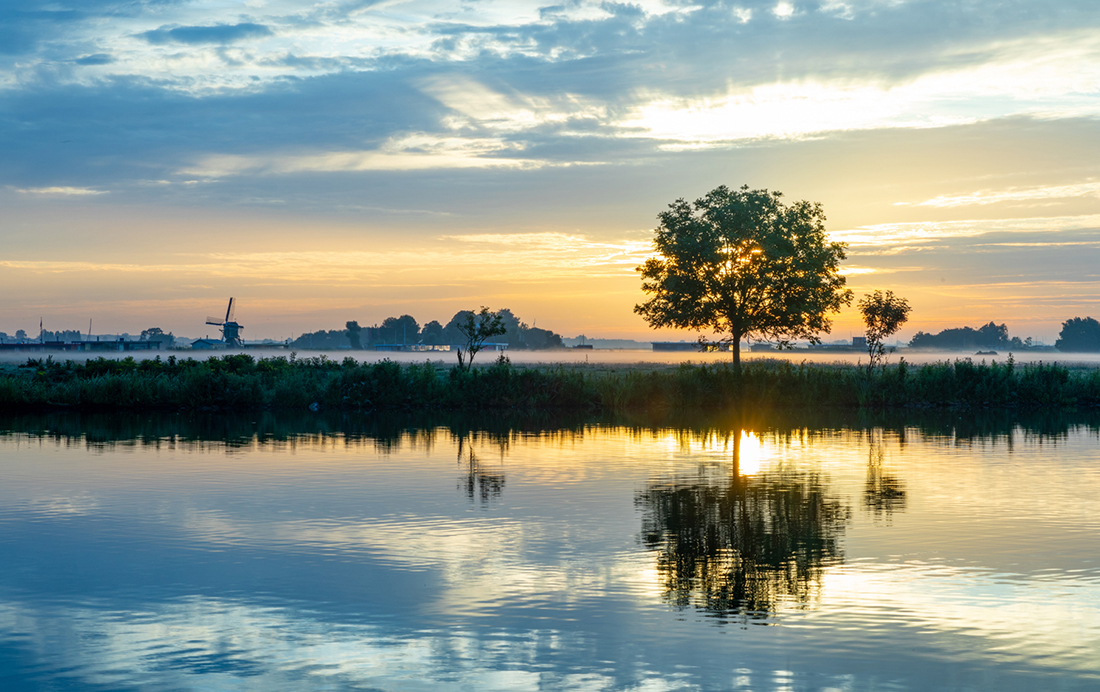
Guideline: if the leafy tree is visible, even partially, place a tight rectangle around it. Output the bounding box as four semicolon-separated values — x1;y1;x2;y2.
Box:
635;185;851;372
455;307;506;370
346;321;363;349
379;315;419;345
15;329;26;340
140;327;175;347
858;290;911;368
1055;317;1100;352
421;320;445;345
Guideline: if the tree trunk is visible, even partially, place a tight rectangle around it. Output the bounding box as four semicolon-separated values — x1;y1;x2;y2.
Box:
732;336;742;376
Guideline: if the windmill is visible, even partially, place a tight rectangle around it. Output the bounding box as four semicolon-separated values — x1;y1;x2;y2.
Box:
206;298;243;347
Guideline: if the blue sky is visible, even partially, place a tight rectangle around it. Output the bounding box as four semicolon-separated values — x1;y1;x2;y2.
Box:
2;0;1099;340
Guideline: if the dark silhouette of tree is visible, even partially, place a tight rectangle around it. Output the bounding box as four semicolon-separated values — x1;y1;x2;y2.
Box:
456;434;505;504
379;315;419;345
909;322;1010;350
635;185;851;373
636;431;850;620
858;290;911;368
345;321;363;349
863;436;906;521
421;320;445;345
455;307;506;370
290;329;347;349
1055;317;1100;352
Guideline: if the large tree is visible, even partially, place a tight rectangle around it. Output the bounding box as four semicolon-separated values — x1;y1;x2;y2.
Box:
636;185;851;371
1055;317;1100;352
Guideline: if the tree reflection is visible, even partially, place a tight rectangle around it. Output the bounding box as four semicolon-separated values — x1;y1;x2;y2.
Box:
636;431;849;620
863;433;907;520
456;434;505;504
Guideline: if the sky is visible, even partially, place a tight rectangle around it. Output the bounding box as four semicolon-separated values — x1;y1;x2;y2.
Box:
2;0;1099;342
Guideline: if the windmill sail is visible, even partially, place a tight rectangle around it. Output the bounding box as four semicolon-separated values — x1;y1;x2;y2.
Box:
203;298;243;347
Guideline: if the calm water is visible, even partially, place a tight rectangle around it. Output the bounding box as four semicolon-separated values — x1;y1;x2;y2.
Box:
1;412;1098;691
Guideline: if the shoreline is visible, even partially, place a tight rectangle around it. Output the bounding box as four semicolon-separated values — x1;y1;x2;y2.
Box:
3;354;1100;413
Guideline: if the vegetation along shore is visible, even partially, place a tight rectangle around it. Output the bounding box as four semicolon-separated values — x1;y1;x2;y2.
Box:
3;353;1100;413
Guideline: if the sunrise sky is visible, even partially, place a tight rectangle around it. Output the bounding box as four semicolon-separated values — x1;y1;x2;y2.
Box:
2;0;1099;342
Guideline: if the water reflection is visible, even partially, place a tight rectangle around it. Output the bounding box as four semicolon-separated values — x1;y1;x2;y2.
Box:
864;431;907;521
2;411;1100;690
637;431;850;621
457;434;506;504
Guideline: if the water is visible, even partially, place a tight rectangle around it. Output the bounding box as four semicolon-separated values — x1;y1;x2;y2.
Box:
1;412;1098;691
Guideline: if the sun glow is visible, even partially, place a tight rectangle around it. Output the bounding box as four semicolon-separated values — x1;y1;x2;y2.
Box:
736;431;766;476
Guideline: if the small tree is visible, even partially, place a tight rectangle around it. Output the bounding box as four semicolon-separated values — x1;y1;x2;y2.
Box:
636;185;851;373
456;307;506;370
346;321;363;349
858;290;911;368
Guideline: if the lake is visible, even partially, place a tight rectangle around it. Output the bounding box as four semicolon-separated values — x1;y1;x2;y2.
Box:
1;411;1098;691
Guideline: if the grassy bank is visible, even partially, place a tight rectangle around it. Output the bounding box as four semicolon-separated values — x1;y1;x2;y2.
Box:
2;353;1099;413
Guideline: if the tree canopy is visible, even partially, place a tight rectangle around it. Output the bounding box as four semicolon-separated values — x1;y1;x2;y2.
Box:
858;290;910;368
455;307;507;370
635;185;851;369
1055;317;1100;352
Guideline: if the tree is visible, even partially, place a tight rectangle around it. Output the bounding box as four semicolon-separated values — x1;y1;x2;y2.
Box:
858;290;911;368
455;307;506;370
421;320;445;345
1055;317;1100;352
346;321;362;349
380;315;419;345
635;185;851;372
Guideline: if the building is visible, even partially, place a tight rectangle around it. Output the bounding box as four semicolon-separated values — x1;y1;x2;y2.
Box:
191;339;227;350
652;342;700;352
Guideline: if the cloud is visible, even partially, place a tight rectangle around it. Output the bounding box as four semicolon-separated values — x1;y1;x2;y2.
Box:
14;186;106;195
179;134;553;176
139;23;273;46
831;214;1100;247
898;182;1100;208
74;53;114;66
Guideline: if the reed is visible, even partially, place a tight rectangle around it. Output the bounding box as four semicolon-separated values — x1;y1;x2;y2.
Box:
2;354;1099;413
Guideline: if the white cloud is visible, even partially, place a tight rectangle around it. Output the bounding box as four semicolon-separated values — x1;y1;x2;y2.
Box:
180;134;546;176
830;214;1100;247
14;186;106;196
618;31;1100;145
419;76;607;134
898;182;1100;208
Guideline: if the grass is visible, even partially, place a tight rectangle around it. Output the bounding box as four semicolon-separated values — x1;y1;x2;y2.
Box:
2;353;1099;413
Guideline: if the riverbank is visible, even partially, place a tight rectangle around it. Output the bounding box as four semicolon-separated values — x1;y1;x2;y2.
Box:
2;353;1099;412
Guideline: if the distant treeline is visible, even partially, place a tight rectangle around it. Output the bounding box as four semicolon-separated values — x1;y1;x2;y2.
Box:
291;309;563;350
908;322;1032;351
0;328;175;345
909;317;1100;352
4;354;1100;413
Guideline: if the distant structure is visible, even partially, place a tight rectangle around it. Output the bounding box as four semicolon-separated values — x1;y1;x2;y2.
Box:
852;336;867;349
205;298;243;348
0;338;160;353
652;341;700;352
